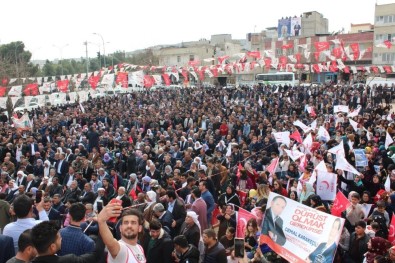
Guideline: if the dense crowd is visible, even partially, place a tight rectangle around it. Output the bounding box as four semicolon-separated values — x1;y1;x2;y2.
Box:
1;82;395;263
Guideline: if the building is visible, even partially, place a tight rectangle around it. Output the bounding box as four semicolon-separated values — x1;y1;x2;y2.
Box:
301;11;329;36
350;23;374;34
372;2;395;67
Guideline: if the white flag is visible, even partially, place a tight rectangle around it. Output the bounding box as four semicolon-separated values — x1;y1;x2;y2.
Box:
308;170;317;184
361;203;373;219
316;171;337;201
335;155;361;175
273;131;290;147
302;133;313;151
284;149;304;162
328;140;345;157
293;120;312;133
79;103;85;113
347;106;361;118
349;118;358;132
315;160;328;172
385;132;394;149
258;97;263;107
334;105;349;113
317;126;330;142
385;175;391;192
310;119;317;130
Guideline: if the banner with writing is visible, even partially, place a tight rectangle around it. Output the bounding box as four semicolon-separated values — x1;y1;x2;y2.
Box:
260;193;345;263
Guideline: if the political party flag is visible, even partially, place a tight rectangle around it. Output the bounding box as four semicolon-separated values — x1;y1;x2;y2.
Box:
273;131;290;147
290;129;303;144
335;155;361;175
237;190;248;207
12;113;32;130
386;132;394;149
385;175;391;192
266;158;279;175
284;149;304;162
316;171;337;201
361;203;373;219
333;105;349;113
236;163;243;178
293;120;311;133
389;215;395;243
317;126;330;142
236;207;257;238
328;141;345;158
315;160;328;172
79;103;85;113
331;191;351;217
349;118;359;132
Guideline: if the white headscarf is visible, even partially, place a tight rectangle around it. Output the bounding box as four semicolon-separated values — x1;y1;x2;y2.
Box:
187;211;201;235
145;190;157;211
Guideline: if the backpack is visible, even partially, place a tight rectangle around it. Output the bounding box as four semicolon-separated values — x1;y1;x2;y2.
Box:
371;211;388;236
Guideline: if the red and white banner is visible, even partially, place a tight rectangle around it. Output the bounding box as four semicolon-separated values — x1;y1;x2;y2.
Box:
290;129;303;144
12;113;32;130
266;157;279;175
293;120;312;134
260;193;345;263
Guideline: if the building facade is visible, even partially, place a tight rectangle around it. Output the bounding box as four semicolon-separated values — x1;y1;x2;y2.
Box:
372;3;395;66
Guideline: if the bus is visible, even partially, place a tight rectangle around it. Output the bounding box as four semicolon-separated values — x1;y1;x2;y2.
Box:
255;72;298;86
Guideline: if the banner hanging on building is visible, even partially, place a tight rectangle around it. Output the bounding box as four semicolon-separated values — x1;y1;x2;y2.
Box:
260;193;345;263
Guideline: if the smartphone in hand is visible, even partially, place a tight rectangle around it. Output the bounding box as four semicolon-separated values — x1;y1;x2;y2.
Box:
108;199;123;223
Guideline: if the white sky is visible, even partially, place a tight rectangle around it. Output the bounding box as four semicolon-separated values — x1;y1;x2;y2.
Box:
1;0;393;61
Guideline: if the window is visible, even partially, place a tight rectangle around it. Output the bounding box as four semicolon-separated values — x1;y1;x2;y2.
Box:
389;15;393;23
384;15;389;23
189;55;194;61
177;56;181;63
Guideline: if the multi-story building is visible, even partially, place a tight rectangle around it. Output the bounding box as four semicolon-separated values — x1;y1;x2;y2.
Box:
372;2;395;67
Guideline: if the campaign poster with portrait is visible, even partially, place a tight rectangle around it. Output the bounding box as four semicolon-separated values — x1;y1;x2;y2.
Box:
278;18;291;39
260;193;345;263
291;16;302;37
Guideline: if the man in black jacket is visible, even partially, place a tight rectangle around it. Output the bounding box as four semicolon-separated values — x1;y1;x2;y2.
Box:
142;219;174;263
30;221;104;263
173;235;200;263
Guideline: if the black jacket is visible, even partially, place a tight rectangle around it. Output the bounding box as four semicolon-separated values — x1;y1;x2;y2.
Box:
202;241;227;263
142;229;174;263
178;244;200;263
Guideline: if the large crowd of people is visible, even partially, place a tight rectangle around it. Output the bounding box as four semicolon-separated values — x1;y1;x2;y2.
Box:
0;82;395;263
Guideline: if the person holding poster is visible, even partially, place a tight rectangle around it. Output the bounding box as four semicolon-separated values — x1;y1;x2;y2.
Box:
306;218;341;263
261;195;286;246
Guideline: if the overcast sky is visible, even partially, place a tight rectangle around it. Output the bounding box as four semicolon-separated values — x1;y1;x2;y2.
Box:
1;0;393;61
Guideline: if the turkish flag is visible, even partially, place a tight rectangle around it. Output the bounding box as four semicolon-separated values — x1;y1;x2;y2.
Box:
116;72;128;88
88;75;100;89
279;56;287;65
295;53;301;63
282;43;293;49
181;70;189;81
332;47;343;59
371;66;379;74
312;64;321;73
211;68;218;77
162;74;171;86
24;83;39;96
0;87;6;97
264;58;271;69
343;66;350;74
237;190;248;207
247;51;261;59
211;205;220;226
290;129;303;144
236;207;257;238
56;79;69;92
388;215;395;243
331;191;351;217
314;41;330;52
197;69;205;80
236;163;243;178
384;66;393;73
143;75;154;88
349;43;360;60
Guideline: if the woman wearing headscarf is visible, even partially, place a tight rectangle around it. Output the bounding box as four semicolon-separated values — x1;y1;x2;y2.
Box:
43;160;51;178
102;152;114;172
218;185;241;210
299;182;315;205
363;237;391;263
216;204;236;240
179;211;201;248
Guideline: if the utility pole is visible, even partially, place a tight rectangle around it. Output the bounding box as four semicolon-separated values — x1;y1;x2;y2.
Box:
84;41;89;76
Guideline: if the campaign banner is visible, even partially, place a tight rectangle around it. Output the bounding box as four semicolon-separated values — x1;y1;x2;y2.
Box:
354;149;368;167
278;17;291;39
260;193;345;263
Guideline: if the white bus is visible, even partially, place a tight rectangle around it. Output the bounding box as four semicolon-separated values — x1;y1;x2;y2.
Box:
255;72;298;86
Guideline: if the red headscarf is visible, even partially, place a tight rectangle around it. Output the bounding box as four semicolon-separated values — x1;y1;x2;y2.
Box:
365;237;391;263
